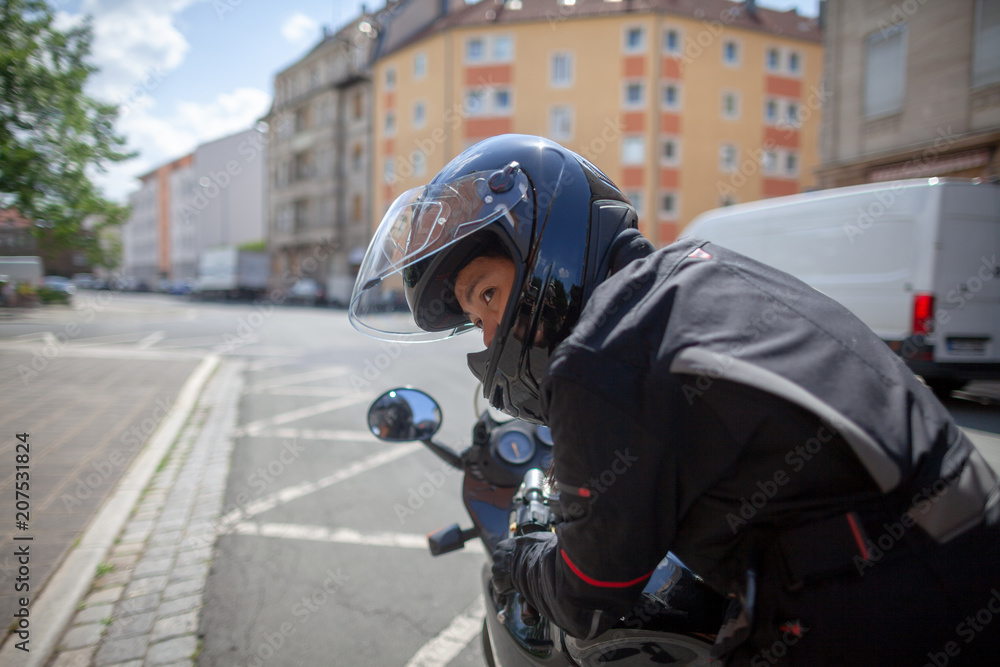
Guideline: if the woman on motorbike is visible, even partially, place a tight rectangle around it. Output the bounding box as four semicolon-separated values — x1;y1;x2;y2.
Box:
349;134;1000;665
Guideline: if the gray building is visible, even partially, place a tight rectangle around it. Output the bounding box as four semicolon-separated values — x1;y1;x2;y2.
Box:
818;0;1000;187
265;13;380;305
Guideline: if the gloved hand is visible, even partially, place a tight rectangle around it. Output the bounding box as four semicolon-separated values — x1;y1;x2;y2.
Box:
491;538;517;596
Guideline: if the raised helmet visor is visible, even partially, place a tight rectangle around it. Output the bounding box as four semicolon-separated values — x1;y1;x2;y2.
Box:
349;167;530;342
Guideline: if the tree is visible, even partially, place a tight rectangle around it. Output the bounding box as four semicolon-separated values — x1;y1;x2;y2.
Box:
0;0;134;270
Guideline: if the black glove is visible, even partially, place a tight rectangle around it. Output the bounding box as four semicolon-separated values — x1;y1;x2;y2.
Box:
491;538;517;596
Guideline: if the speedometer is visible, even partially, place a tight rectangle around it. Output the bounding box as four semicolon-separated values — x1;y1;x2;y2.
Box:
495;432;535;465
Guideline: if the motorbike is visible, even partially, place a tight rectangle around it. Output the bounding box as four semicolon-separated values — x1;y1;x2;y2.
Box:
367;387;729;666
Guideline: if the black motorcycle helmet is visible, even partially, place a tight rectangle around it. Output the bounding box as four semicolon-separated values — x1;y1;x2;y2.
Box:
350;134;641;423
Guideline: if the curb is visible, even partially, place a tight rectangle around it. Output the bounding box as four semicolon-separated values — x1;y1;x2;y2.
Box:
0;354;221;667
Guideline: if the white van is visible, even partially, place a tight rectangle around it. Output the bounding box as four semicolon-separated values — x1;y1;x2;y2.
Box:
682;178;1000;394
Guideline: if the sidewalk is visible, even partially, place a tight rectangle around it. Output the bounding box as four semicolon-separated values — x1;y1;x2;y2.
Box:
17;359;243;667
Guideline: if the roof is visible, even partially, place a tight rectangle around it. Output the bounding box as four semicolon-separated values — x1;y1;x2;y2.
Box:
383;0;821;57
0;208;32;230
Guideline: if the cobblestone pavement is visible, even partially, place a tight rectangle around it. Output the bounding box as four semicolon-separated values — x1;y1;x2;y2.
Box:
45;360;243;667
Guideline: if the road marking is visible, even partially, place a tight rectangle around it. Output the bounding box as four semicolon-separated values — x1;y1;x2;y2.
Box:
249;365;351;390
246;386;355;397
230;522;486;553
404;596;486;667
217;442;422;529
136;331;165;349
236;395;370;436
68;331;150;346
242;428;375;441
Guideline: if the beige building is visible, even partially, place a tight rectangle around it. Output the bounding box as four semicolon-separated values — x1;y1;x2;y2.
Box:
818;0;1000;186
373;0;823;245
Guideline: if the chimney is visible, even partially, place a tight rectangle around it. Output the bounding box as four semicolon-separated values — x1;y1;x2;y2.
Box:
746;0;757;18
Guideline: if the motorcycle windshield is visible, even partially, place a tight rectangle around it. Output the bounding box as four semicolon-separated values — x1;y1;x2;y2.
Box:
349;168;530;342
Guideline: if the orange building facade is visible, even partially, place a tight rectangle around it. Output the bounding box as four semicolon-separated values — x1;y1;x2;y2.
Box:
373;0;823;245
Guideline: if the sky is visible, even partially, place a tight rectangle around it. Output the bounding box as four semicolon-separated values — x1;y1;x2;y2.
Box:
53;0;821;203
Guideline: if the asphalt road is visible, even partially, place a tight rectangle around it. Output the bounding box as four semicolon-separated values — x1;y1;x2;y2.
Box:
0;291;997;667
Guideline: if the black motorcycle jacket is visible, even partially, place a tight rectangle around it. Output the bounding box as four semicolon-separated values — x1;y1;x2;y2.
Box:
505;237;1000;647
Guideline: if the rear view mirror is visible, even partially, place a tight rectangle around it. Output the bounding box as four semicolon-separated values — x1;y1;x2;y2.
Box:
368;388;442;442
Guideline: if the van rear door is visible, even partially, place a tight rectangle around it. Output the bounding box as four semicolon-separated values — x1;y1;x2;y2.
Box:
931;184;1000;367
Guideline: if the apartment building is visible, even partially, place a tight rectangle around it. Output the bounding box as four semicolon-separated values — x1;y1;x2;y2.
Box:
124;154;193;285
818;0;1000;186
264;15;381;303
372;0;823;245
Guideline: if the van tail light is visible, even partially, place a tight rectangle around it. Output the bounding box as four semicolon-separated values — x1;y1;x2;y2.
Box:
912;293;935;335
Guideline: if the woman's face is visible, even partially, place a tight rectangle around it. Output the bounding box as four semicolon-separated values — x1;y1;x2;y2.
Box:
454;256;516;347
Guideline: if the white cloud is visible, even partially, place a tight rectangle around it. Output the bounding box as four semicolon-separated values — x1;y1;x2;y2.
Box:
281;12;320;43
98;87;271;201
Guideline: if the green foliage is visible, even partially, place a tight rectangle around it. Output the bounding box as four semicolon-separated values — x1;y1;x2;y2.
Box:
37;284;69;304
237;239;267;252
0;0;134;268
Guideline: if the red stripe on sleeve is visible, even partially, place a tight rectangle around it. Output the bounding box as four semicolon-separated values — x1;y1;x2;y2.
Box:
560;549;653;589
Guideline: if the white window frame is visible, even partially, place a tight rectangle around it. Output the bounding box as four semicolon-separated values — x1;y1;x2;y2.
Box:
661;81;682;111
464;89;486;117
623;24;646;54
765;98;780;124
412;150;427;178
660;136;681;167
864;23;907;117
385;66;397;90
723;38;741;67
719;143;738;172
663;26;682;55
787;50;803;76
784;151;799;177
621;136;645;165
466;37;485;63
765;47;781;72
623;80;645;109
626;191;643;218
412;100;426;129
549;105;573;141
659;192;679;221
762;149;779;176
492;34;513;62
550;52;574;88
721;91;741;119
414;52;427;80
493;87;513;115
384;110;396;137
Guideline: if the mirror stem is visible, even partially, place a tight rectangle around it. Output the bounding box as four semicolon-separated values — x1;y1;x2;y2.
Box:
422;439;465;469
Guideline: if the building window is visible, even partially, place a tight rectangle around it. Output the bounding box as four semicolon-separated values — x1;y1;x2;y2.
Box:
352;144;363;171
662;82;681;110
493;35;513;62
723;39;740;66
465;89;485;116
352;194;362;222
659;193;678;220
766;47;780;71
624;25;645;53
494;88;512;114
551;52;573;87
864;24;907;117
762;149;779;175
660;137;680;166
385;67;396;90
384;111;396;137
624;81;645;108
785;102;800;127
719;144;738;172
414;52;427;79
788;51;802;75
973;0;1000;87
353;92;363;120
466;37;485;63
785;152;799;177
295;106;310;132
765;98;779;123
626;191;643;218
412;151;427;178
663;27;681;55
549;105;573;141
722;91;740;119
383;157;396;184
413;101;426;129
622;136;645;165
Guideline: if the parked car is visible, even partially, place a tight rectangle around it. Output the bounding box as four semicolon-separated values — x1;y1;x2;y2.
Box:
71;273;95;289
43;276;77;295
286;278;324;306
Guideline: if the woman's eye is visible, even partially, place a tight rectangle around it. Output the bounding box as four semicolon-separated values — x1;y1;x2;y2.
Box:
482;288;496;304
474;319;483;330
